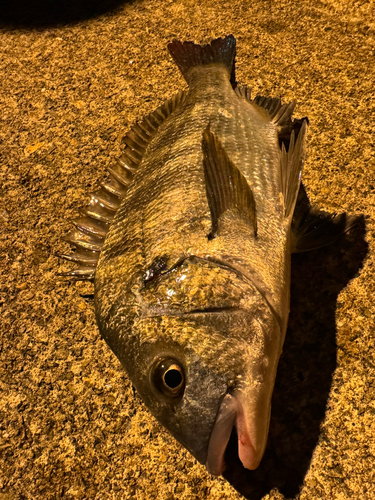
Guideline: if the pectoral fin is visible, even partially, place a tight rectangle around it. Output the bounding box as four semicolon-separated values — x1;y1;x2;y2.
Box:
202;126;257;239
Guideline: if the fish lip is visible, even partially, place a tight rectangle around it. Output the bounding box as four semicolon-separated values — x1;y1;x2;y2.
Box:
205;393;238;476
205;392;258;476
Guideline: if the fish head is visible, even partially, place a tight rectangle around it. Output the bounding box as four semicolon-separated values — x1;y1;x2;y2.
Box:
95;256;284;475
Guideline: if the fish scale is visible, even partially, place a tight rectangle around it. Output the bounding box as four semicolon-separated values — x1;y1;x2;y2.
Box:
59;34;352;483
94;35;299;474
103;73;282;295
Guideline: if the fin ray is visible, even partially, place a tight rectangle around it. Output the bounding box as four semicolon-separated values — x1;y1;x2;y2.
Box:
235;86;305;150
72;217;108;238
168;35;236;87
58;267;96;280
202;126;257;238
59;90;187;280
281;120;308;219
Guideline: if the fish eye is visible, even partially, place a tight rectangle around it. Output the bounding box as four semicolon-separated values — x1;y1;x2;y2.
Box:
151;358;185;399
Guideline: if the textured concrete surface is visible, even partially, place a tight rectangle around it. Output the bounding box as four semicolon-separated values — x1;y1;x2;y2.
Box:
0;1;374;499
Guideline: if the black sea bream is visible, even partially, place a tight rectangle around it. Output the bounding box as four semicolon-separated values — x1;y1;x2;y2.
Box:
60;35;349;475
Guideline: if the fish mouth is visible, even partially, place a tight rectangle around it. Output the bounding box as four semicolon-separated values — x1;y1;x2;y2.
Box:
206;393;260;476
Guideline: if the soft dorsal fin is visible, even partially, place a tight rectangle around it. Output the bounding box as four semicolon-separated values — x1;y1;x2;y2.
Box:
58;90;187;280
253;94;308;153
254;95;296;127
168;35;237;88
235;85;308;151
202;126;257;239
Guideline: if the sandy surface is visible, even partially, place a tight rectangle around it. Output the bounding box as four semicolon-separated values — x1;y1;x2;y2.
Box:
1;1;374;499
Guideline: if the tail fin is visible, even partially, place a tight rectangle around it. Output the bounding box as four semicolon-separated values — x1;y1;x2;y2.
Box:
168;35;236;87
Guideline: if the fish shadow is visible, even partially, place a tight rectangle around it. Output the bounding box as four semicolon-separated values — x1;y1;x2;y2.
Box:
223;214;368;499
0;0;130;28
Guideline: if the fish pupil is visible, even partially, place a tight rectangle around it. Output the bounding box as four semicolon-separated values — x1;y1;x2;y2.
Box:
151;358;185;399
164;369;183;389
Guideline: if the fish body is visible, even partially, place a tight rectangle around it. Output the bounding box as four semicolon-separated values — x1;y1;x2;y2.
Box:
94;35;303;474
60;35;348;475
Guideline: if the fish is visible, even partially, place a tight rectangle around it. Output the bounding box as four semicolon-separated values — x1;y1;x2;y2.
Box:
59;35;351;476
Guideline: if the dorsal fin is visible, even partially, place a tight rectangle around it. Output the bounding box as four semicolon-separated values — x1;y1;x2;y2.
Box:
202;126;257;239
234;85;251;101
168;35;236;88
253;94;307;153
254;95;296;127
58;90;187;280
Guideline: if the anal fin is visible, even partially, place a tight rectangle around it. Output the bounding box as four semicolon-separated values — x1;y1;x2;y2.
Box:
202;126;257;239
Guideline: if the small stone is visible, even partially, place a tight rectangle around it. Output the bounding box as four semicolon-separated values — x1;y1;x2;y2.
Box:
177;459;185;470
175;484;184;493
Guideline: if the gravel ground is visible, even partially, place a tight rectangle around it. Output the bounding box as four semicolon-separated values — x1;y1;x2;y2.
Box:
0;1;374;499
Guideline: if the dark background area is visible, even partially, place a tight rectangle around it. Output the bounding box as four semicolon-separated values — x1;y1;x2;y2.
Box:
224;220;368;499
0;0;127;28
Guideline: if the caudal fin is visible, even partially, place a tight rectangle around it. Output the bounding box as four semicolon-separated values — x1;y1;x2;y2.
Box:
168;35;236;87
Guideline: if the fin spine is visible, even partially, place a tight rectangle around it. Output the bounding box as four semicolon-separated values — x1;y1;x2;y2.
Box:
82;206;114;225
59;90;187;280
72;218;108;238
64;230;104;252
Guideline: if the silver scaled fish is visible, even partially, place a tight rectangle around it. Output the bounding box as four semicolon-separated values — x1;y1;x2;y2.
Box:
60;35;349;475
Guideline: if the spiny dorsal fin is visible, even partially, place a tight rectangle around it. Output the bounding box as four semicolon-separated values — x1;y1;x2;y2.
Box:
291;183;356;253
280;119;308;219
58;90;187;280
168;35;236;88
202;126;257;239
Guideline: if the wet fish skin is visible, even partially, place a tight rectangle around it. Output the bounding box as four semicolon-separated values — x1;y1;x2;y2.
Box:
56;30;355;476
92;35;304;473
